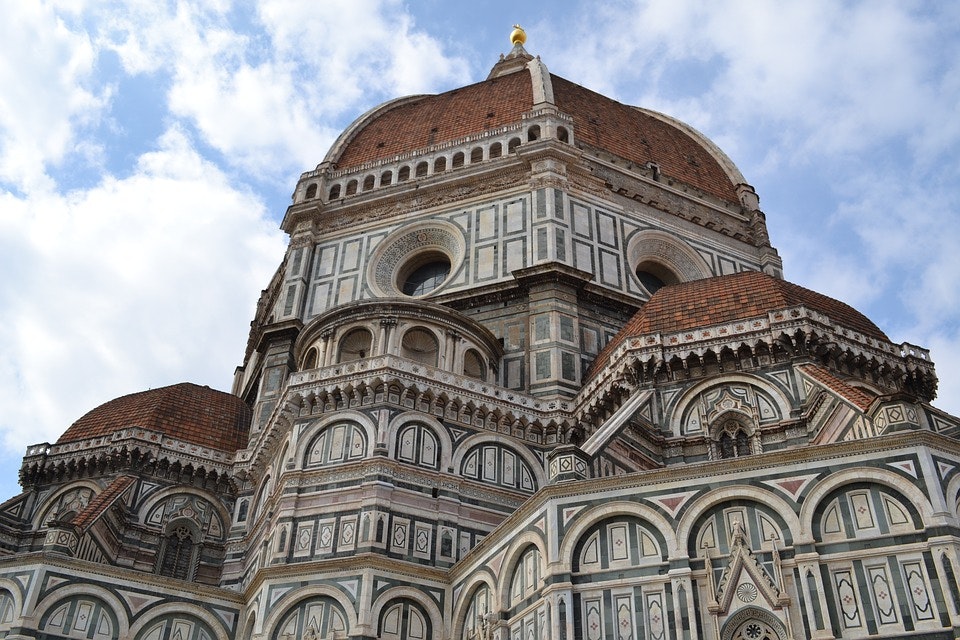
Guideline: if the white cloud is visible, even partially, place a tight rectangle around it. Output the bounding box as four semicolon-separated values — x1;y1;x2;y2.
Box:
541;1;959;167
84;0;472;179
924;330;960;419
0;125;286;453
0;1;109;192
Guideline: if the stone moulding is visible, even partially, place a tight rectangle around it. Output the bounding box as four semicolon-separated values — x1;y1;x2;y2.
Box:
20;428;237;488
578;304;937;423
287;354;570;430
281;459;529;509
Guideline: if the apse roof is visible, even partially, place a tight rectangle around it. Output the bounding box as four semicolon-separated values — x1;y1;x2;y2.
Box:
328;54;742;203
586;270;889;381
57;382;251;453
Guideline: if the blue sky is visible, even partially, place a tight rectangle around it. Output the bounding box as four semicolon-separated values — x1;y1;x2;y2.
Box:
1;0;959;500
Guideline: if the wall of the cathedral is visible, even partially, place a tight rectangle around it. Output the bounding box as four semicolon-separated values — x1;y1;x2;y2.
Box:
263;181;769;404
449;434;960;640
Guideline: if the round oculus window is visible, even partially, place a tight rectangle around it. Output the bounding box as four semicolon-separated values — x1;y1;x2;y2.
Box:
402;258;451;296
366;221;465;298
636;270;667;295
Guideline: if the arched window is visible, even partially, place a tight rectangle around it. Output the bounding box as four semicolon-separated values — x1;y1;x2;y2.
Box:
376;516;386;543
328;184;341;199
0;589;16;635
527;125;541;141
508;137;521;152
272;596;348;640
304;183;318;199
302;346;319;370
338;328;373;362
157;518;200;581
379;599;432;640
715;419;754;460
635;261;680;296
304;423;368;468
460;443;537;492
510;546;542;605
236;498;249;523
398;166;411;182
395;422;440;469
463;349;486;381
452;152;465;168
401;257;450;296
380;170;393;186
434;157;446;172
345;179;358;195
461;585;491;640
489;142;502;159
557;126;570;143
470;147;484;163
401;329;439;366
39;596;118;639
415;161;428;177
363;175;375;191
136;614;218;640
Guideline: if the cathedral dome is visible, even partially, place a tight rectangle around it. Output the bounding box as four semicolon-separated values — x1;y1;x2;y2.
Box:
586;270;888;380
323;62;745;204
56;382;251;453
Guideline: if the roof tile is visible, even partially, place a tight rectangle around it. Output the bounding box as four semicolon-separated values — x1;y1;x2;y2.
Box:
69;475;136;530
799;364;877;412
57;383;251;453
587;271;889;381
332;69;740;203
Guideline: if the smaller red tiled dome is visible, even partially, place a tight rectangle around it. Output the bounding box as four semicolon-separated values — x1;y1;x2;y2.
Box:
587;271;889;381
57;383;251;453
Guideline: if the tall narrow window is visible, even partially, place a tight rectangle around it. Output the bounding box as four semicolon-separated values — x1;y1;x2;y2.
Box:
716;420;754;460
158;521;199;580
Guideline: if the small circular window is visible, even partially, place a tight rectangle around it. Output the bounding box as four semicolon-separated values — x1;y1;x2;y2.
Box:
401;256;451;296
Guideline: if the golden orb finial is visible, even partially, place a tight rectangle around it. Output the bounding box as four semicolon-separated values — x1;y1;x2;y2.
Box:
510;24;526;46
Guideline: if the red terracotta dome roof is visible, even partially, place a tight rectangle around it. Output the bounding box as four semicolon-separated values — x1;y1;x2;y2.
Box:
587;271;889;380
550;76;740;202
57;383;251;453
335;71;534;169
329;66;742;204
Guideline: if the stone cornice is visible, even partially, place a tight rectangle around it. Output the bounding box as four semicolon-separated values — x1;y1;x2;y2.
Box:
579;303;935;421
240;551;449;600
0;551;244;604
22;427;237;483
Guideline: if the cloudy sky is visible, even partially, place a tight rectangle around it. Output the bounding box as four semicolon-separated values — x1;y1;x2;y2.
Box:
1;0;958;500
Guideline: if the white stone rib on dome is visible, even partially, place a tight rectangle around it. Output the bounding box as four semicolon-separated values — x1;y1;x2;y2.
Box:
321;94;428;167
635;107;748;187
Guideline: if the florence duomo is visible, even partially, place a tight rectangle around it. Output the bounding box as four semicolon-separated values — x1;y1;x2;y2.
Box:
3;24;960;640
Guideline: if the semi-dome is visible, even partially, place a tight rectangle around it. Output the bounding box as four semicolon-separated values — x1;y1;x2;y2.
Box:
622;270;887;339
56;382;251;453
586;270;889;381
324;48;745;204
